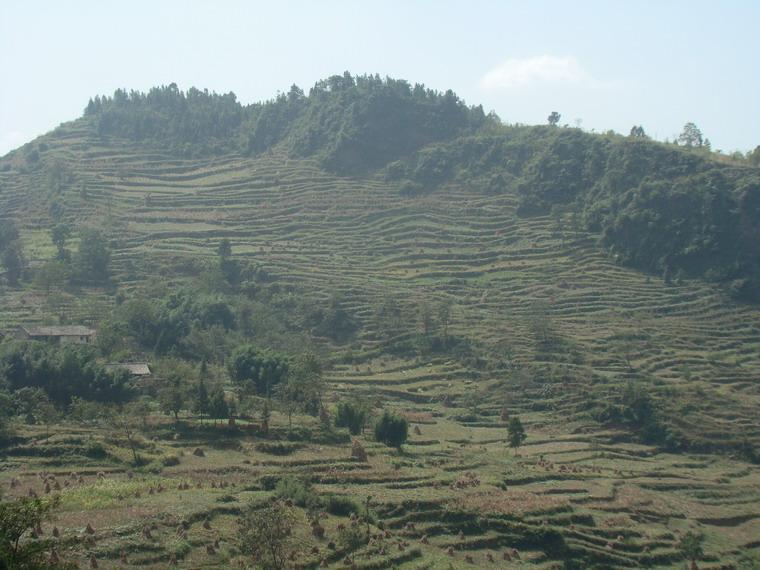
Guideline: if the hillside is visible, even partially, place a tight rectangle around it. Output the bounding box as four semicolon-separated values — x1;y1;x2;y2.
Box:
1;76;759;569
6;76;760;300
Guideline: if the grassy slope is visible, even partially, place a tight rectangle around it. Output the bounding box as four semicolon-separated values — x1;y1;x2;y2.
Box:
0;121;759;568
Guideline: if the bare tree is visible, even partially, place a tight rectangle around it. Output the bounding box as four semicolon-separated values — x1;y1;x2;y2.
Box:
112;407;142;465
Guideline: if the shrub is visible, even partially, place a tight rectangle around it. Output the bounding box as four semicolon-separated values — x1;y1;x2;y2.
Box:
274;476;320;509
259;475;279;491
374;410;408;449
324;495;360;517
84;440;108;459
399;180;424;197
337;524;366;551
284;427;312;441
162;455;181;466
255;442;301;455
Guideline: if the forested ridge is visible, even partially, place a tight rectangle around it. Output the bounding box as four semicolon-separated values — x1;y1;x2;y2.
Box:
83;73;488;172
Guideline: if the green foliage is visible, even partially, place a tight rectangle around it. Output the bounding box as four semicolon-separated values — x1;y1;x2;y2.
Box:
371;293;408;340
677;531;704;561
374;410;408;449
68;397;108;424
254;441;302;456
11;383;59;424
1;342;135;407
0;220;20;252
44;161;73;195
33;260;68;294
25;148;39;164
595;381;674;447
302;295;359;343
83;440;107;459
629;125;647;138
384;123;760;297
0;220;24;286
86;84;244;157
749;145;760;166
282;73;487;175
112;289;238;356
195;374;209;419
216;238;232;260
275;353;323;427
337;523;366;551
208;386;229;420
678;122;704;148
335;400;367;435
0;495;59;569
85;75;486;174
51;223;72;261
227;344;288;395
507;416;527;449
72;228;110;284
621;382;672;445
157;359;192;422
274;476;320;509
162;454;181;466
245;84;306;154
324;494;361;517
0;389;13;440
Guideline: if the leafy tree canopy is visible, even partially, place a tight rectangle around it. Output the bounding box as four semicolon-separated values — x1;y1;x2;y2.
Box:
227;344;289;395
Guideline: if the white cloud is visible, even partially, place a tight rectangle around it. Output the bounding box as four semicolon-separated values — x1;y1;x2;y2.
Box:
480;55;599;91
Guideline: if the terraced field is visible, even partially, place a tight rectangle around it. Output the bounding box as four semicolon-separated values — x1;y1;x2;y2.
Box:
2;402;759;568
1;123;759;568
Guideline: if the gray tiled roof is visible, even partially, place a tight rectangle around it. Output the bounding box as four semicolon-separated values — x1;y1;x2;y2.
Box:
105;363;152;376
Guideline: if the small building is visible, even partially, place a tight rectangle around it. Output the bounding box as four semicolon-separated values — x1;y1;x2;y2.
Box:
17;325;96;345
104;363;152;377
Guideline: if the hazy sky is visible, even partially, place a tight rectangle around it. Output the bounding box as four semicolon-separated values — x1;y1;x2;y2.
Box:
2;0;758;156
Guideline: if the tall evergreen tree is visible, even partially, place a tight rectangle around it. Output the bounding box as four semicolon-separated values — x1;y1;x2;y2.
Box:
0;242;24;286
507;416;527;451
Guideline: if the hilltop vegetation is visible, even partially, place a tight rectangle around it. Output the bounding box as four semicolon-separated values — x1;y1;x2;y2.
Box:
84;73;488;173
0;75;759;569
